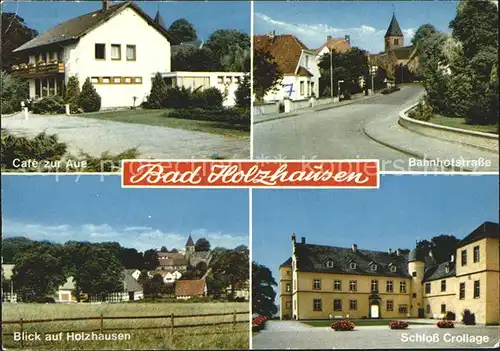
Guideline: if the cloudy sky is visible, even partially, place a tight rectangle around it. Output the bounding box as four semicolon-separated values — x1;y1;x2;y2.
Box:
2;175;249;252
254;1;460;53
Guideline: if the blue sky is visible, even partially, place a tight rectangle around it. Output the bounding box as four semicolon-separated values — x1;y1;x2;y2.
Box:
253;175;499;301
1;1;250;40
2;175;249;252
255;1;460;53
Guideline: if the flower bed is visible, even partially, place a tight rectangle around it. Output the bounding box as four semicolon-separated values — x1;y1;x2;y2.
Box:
331;320;355;331
389;320;409;330
437;320;455;328
252;315;268;332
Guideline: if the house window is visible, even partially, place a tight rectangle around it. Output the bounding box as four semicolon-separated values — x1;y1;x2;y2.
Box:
370;264;377;272
461;249;467;266
134;77;143;84
305;55;309;68
349;262;357;269
391;266;397;273
124;77;132;84
48;77;55;95
91;77;99;84
95;43;106;60
394;38;399;45
113;77;121;84
386;281;393;293
285;301;292;309
111;44;121;60
313;279;321;290
400;281;407;293
326;261;334;268
35;79;41;97
349;300;357;311
441;280;446;292
412;271;417;277
459;282;465;299
371;280;378;292
398;305;408;314
300;81;304;95
425;283;431;294
474;280;480;298
217;76;224;84
441;304;446;314
473;246;480;263
41;78;48;97
426;305;431;313
333;299;342;311
286;270;291;276
126;45;136;61
313;299;322;311
286;283;291;292
333;280;341;291
102;77;110;84
412;293;417;298
386;300;393;311
349;280;357;291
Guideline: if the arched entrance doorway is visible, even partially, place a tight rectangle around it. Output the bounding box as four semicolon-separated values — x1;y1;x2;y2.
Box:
368;293;381;319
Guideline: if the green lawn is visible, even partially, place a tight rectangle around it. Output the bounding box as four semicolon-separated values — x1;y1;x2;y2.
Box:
78;109;250;138
302;319;429;327
429;115;498;134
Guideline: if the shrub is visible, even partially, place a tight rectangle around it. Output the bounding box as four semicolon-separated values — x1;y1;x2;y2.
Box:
389;320;409;330
437;320;455;328
445;311;456;321
64;76;81;113
163;86;192;109
32;96;66;114
331;320;355;331
191;87;224;110
166;108;250;125
1;130;67;170
77;148;139;172
146;72;168;109
78;77;101;112
462;309;476;325
235;74;250;108
1;71;29;114
408;100;433;121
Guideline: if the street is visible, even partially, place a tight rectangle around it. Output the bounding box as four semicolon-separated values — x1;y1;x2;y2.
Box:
253;85;498;172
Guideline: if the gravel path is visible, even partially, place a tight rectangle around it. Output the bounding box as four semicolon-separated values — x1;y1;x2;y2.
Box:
1;113;250;159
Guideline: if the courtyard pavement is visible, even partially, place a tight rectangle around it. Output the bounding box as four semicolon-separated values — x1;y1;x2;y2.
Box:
252;321;500;349
1;112;250;159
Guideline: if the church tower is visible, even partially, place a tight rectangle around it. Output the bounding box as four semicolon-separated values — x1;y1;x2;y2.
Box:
384;11;404;52
185;234;195;262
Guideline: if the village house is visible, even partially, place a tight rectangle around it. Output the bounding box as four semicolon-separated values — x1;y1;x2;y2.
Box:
159;270;183;284
156;234;212;272
175;279;207;300
279;221;499;325
254;32;320;102
314;35;352;63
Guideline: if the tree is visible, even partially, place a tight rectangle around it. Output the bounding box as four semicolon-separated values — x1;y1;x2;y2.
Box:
1;71;29;114
205;29;250;71
252;262;277;318
119;247;144;269
170;248;179;253
146;73;168;109
195;238;211;252
78;78;101;112
1;237;35;263
143;273;165;298
171;47;222;71
412;24;438;47
160;246;169;252
253;49;283;101
430;235;460;264
137;270;149;287
1;13;38;70
167;19;197;45
235;74;250;108
64;76;80;113
195;261;208;278
210;246;249;300
143;249;159;270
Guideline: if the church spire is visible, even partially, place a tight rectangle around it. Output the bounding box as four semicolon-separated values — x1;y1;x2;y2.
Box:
154;9;166;30
186;233;195;247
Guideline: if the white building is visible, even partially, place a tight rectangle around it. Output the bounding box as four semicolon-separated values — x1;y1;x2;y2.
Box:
11;1;171;109
254;32;320;102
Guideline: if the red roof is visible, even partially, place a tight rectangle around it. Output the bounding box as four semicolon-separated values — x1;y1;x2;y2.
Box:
175;280;206;297
254;34;309;75
315;38;351;55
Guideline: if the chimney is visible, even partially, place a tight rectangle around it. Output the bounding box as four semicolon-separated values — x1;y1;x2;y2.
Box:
388;248;392;254
396;249;401;256
301;237;306;244
103;1;111;11
450;254;454;263
327;35;332;41
352;244;358;253
345;35;351;45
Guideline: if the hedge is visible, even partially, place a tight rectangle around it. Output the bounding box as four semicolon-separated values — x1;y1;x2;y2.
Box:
165;108;250;125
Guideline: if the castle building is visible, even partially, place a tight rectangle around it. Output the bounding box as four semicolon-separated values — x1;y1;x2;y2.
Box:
279;221;499;325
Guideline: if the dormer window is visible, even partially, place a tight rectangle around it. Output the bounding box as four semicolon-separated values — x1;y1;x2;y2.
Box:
369;262;377;271
349;262;357;270
391;266;397;272
326;261;334;268
445;264;450;274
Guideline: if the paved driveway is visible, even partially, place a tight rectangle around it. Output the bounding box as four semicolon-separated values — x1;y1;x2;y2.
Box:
1;113;249;159
253;322;500;349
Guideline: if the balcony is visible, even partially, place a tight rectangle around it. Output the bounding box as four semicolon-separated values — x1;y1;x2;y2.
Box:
10;61;65;79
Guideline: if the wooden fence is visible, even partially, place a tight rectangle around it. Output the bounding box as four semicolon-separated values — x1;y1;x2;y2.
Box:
2;310;249;346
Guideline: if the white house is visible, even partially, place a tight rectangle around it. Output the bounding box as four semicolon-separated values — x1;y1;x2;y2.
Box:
160;270;183;284
11;1;172;109
254;32;320;102
315;35;352;63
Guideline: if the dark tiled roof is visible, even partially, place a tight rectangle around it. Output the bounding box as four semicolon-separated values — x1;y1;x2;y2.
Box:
423;261;456;282
280;257;292;267
175;279;205;296
186;234;195;247
294;243;411;278
408;247;427;262
393;45;414;59
457;222;499;248
123;270;143;292
254;34;309;74
14;2;172;53
385;15;404;38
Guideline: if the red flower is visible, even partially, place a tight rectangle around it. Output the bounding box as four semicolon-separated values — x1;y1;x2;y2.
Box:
389;320;409;330
437;320;454;328
330;320;355;331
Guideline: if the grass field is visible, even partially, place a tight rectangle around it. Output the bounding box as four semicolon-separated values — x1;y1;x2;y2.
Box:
302;319;430;327
78;109;250;138
429;115;498;134
2;302;249;350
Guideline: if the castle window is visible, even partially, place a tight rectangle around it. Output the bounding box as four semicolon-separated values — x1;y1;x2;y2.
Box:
326;261;334;268
474;280;480;298
313;298;322;311
333;280;341;291
473;246;480;263
425;283;431;294
398;304;408;314
285;301;292;309
394;38;399;45
459;282;465;299
349;300;357;311
386;300;393;311
441;304;446;314
371;280;378;292
333;299;342;311
386;280;393;293
441;280;446;292
400;281;407;293
426;304;430;313
412;293;417;298
349;262;357;270
412;271;417;277
390;266;397;273
461;249;467;266
286;270;291;276
286;283;291;292
313;279;321;290
349;280;357;291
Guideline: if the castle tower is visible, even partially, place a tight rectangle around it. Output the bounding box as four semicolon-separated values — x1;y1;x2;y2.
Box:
185;234;195;262
408;245;425;318
384;12;404;52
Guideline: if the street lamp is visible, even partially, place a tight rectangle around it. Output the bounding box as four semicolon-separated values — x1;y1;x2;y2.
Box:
329;39;348;99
